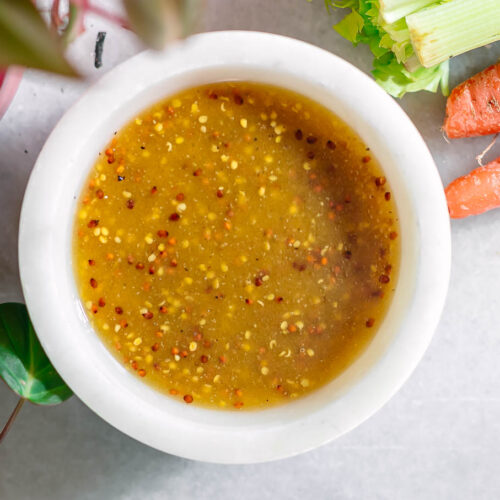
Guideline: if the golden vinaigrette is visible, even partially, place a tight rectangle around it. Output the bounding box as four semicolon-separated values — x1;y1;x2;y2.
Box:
73;82;400;410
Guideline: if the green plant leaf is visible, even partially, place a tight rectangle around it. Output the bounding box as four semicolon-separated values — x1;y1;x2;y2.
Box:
333;10;364;43
372;53;449;98
0;0;76;76
327;0;449;98
123;0;200;50
0;303;73;405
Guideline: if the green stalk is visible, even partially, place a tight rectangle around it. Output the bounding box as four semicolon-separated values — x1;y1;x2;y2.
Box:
379;0;438;24
407;0;500;68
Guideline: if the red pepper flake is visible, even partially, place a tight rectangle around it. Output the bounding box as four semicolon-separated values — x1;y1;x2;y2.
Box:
120;319;128;328
389;231;398;240
295;129;303;140
98;297;106;307
131;361;138;370
385;264;392;274
170;259;178;267
245;298;253;305
87;219;99;228
255;277;263;287
343;251;352;260
200;355;208;363
208;91;218;100
362;156;371;163
193;168;202;176
135;262;145;270
216;189;224;198
90;278;98;288
287;324;297;333
91;304;98;314
88;259;95;266
126;199;135;209
148;265;155;275
157;229;168;238
203;340;212;348
235;388;243;397
306;136;317;144
326;140;336;150
234;401;244;409
180;350;188;358
292;261;307;271
152;343;160;352
159;305;168;314
127;255;134;265
183;394;193;404
219;355;226;363
169;212;180;221
96;189;104;199
275;296;284;303
138;369;146;377
375;176;386;187
176;193;185;201
384;192;391;201
142;311;154;319
276;385;284;393
151;186;158;194
171;347;179;355
366;318;375;327
105;148;115;164
379;274;390;284
307;151;315;159
114;306;123;315
233;94;244;105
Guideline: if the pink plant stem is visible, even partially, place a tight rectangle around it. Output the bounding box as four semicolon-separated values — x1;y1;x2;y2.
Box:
71;0;130;29
51;0;63;28
0;67;24;119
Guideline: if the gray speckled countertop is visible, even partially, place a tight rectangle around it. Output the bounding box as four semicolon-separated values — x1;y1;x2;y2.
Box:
1;1;500;498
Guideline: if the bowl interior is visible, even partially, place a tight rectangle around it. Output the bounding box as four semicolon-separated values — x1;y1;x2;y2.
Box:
19;31;450;463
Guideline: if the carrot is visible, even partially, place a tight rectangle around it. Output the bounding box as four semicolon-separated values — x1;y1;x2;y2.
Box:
445;157;500;218
444;62;500;139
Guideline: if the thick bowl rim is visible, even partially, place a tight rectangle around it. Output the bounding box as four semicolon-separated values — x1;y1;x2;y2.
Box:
18;31;450;464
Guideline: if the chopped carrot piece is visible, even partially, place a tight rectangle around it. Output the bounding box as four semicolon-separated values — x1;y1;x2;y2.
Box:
445;157;500;218
444;63;500;139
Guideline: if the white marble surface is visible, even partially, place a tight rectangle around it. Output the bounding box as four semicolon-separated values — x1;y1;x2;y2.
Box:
1;1;499;498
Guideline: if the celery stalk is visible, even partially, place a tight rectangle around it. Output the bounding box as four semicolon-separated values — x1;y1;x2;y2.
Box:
407;0;500;68
379;0;437;24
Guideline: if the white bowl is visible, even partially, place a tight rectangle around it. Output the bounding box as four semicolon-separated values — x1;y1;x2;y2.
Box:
19;31;450;464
